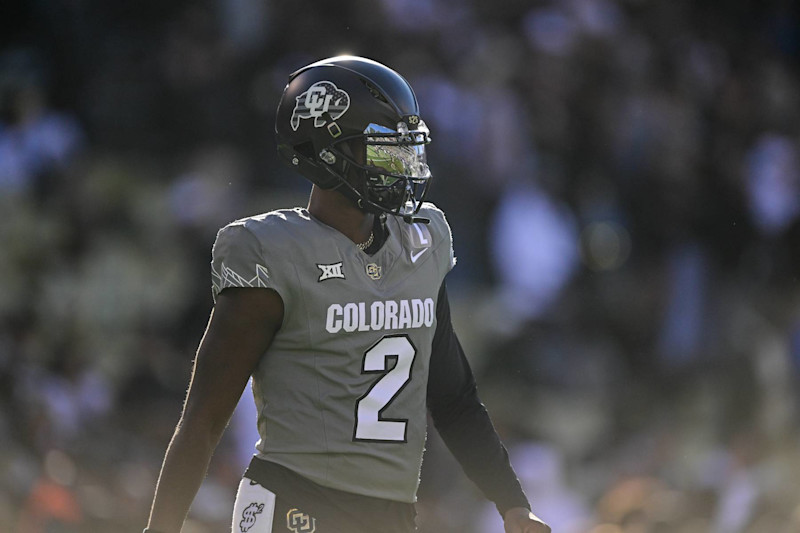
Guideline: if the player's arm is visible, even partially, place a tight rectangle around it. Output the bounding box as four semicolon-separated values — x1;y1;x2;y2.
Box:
146;287;283;533
426;282;550;533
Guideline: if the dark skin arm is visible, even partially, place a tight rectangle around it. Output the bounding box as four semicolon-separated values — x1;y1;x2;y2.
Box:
147;287;283;532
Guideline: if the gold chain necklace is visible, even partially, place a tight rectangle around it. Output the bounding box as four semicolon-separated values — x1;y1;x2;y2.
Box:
356;231;374;251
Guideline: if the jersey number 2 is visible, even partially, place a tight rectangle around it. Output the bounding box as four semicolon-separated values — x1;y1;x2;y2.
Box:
354;335;417;442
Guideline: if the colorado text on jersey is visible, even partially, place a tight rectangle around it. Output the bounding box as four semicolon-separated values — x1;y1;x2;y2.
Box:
325;298;435;333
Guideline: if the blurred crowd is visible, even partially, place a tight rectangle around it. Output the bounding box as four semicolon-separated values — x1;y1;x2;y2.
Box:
2;0;800;532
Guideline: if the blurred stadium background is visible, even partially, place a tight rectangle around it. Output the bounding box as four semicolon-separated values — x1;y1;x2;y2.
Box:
2;0;800;532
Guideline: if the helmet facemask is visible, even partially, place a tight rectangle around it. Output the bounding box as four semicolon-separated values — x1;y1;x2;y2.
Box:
326;120;432;220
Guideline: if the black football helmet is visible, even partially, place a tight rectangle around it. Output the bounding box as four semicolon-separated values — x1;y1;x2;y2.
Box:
275;56;432;222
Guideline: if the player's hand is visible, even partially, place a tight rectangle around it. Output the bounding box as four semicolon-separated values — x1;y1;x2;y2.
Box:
503;507;551;533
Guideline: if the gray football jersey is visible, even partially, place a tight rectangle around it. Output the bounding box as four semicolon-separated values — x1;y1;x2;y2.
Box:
210;203;455;503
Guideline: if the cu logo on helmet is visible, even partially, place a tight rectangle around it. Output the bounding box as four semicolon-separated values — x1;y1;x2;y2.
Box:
290;81;350;131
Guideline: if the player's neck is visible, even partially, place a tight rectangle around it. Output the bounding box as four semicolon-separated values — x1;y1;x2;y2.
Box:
308;185;374;245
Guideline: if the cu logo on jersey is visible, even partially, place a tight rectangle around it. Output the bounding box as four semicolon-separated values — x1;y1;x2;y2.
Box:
286;508;316;533
239;502;264;532
366;263;382;280
291;81;350;131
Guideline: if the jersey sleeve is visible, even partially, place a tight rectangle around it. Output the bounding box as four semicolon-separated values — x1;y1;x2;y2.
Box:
427;282;530;516
210;222;274;302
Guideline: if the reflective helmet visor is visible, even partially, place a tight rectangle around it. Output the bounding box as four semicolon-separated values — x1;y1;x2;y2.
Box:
364;123;431;182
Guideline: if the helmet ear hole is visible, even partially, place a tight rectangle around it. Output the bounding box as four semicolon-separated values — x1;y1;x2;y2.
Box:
294;141;315;159
279;141;340;189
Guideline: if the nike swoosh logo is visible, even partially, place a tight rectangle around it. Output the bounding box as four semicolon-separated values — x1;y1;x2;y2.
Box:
410;248;428;263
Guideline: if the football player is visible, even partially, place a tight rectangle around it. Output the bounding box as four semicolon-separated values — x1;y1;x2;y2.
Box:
145;56;550;533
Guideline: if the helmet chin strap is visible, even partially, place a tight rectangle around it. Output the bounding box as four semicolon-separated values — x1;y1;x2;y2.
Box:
400;182;430;224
